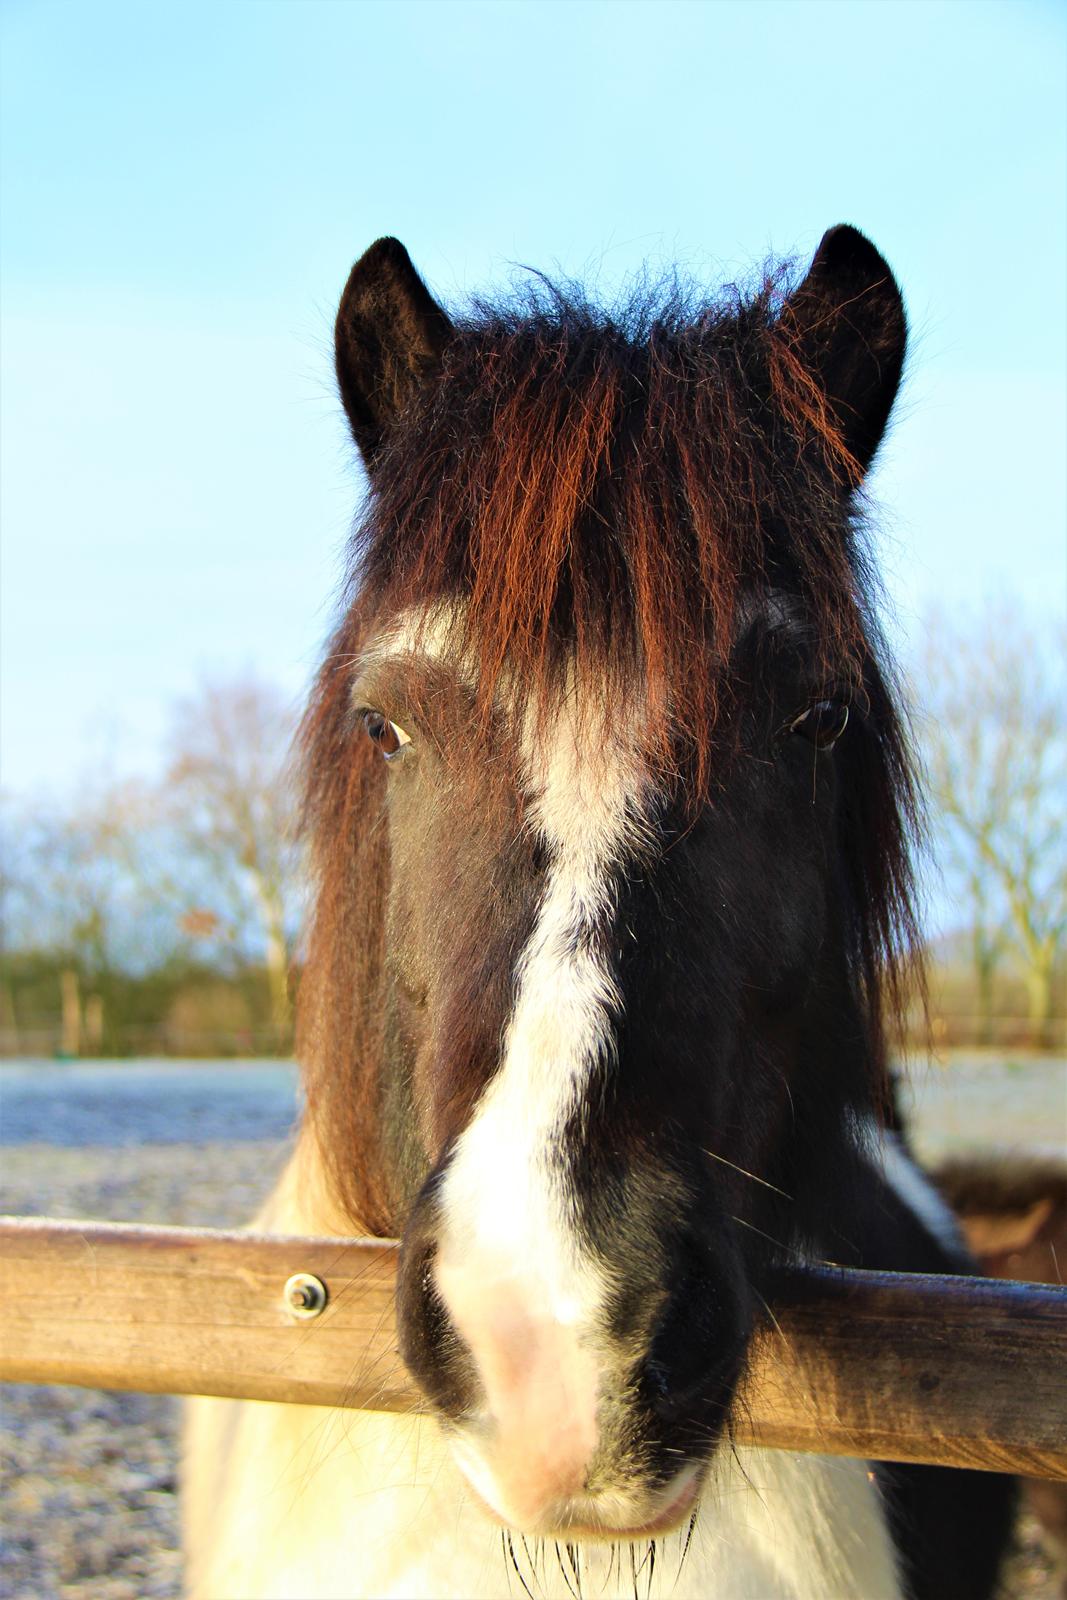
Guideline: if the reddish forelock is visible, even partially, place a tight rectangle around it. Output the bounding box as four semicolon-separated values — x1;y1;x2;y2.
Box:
297;270;921;1232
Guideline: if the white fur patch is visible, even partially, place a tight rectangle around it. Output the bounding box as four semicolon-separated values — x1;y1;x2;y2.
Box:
187;1386;904;1599
856;1114;965;1256
355;602;467;682
438;690;648;1302
434;684;652;1519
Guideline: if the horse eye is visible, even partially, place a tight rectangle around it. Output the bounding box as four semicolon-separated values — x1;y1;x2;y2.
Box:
361;710;412;760
788;699;849;749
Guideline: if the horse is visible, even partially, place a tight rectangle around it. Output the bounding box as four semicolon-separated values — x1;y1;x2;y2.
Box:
183;225;1017;1599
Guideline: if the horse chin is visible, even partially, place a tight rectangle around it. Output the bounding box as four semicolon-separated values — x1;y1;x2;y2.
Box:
561;1464;704;1540
446;1433;704;1540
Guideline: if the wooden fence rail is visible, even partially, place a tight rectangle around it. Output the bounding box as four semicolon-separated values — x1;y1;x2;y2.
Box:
1;1216;1065;1481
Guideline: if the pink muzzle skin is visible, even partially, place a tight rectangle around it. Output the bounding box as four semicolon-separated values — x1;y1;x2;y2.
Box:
434;1256;602;1531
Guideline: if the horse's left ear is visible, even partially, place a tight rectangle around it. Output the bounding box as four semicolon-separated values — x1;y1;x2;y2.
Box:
781;224;906;475
335;237;454;464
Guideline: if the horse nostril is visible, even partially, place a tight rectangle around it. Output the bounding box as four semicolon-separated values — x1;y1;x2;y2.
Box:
418;1256;449;1345
641;1351;713;1425
643;1357;678;1419
396;1217;474;1419
638;1244;750;1430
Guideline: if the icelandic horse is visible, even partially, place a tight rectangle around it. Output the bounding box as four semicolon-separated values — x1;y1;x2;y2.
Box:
184;226;1016;1599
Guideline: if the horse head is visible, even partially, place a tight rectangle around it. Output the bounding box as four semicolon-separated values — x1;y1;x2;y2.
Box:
297;227;917;1537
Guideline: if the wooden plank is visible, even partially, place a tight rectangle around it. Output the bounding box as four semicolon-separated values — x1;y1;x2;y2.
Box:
746;1264;1067;1480
1;1216;1064;1480
0;1217;408;1411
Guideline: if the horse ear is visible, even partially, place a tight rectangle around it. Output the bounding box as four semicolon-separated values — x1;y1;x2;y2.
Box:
782;225;906;475
335;237;454;464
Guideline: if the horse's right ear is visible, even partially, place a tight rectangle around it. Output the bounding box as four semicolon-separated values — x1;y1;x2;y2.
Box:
335;238;453;464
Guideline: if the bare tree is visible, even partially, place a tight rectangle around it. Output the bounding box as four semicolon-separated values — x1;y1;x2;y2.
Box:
1;677;304;1054
161;677;304;1038
916;603;1066;1047
1;783;186;1052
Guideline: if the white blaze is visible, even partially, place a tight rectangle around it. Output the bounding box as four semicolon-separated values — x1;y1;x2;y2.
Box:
434;687;651;1517
358;612;656;1521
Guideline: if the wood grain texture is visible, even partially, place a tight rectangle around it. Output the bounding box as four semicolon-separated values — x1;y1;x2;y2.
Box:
2;1216;1064;1479
0;1217;407;1411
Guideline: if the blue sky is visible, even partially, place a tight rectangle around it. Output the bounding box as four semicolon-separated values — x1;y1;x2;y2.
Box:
2;0;1064;794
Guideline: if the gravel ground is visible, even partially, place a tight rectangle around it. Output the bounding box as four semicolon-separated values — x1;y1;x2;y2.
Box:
0;1141;288;1600
1;1082;1063;1598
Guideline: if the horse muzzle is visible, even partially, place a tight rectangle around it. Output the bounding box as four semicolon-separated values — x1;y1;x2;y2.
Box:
396;1188;748;1537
